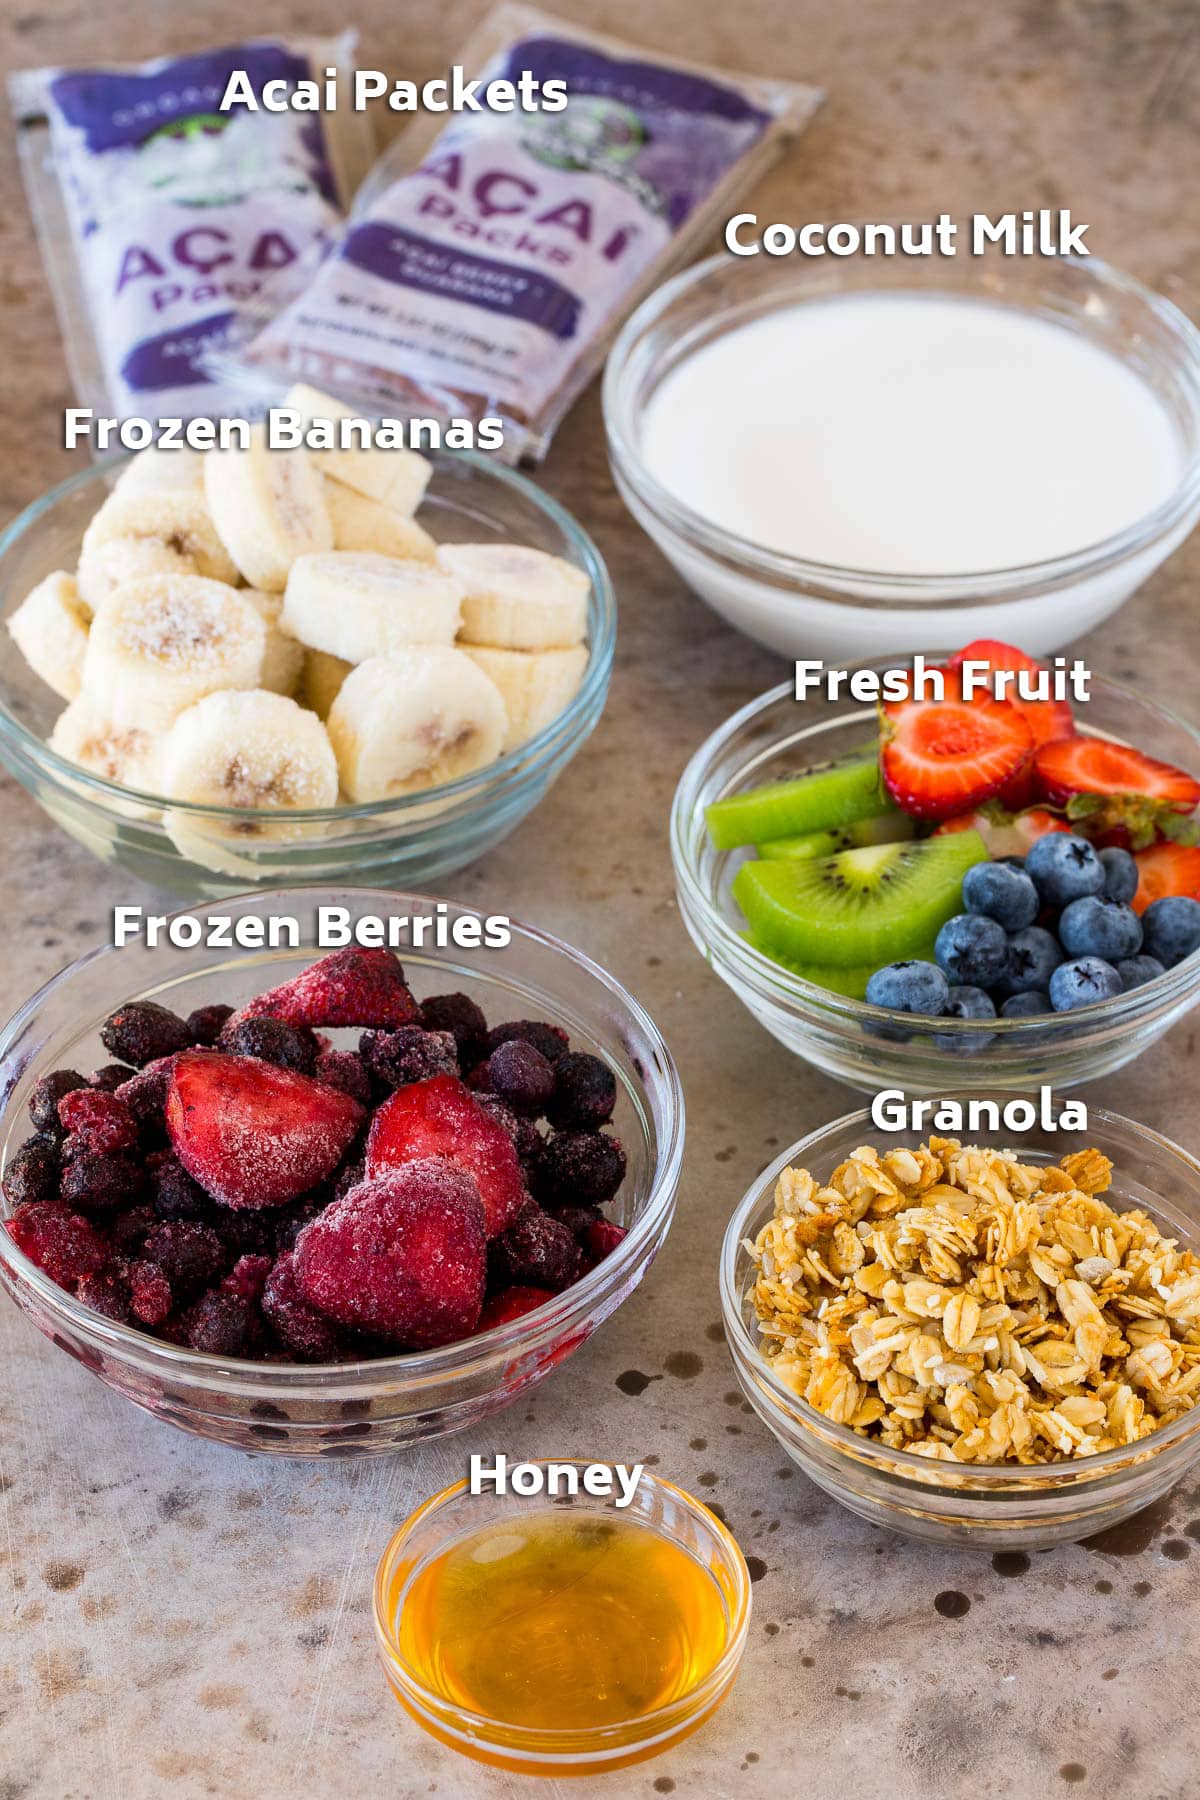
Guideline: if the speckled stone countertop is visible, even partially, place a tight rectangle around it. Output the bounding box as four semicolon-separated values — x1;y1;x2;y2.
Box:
2;3;1199;1797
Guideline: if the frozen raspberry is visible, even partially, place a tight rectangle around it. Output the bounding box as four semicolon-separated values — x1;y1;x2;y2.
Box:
29;1070;87;1137
61;1152;146;1214
141;1220;226;1300
478;1285;556;1329
75;1267;133;1323
533;1132;626;1208
185;1290;256;1356
313;1049;372;1105
2;1134;61;1207
100;1000;192;1068
359;1026;458;1089
116;1057;176;1134
262;1252;340;1361
58;1089;138;1157
547;1052;617;1131
128;1260;173;1325
109;1204;158;1256
470;1040;555;1116
219;1015;318;1075
366;1073;526;1237
88;1064;132;1093
583;1219;628;1265
417;992;488;1065
221;1253;273;1302
294;1161;486;1348
186;1003;234;1047
231;948;418;1030
151;1155;212;1222
490;1205;581;1293
483;1020;569;1067
6;1202;108;1287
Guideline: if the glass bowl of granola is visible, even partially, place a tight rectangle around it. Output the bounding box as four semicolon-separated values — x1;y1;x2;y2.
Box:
720;1103;1200;1548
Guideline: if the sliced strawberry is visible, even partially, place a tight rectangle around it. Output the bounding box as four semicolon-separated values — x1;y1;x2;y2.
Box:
948;640;1074;748
232;949;418;1030
366;1073;526;1237
1131;843;1200;915
166;1053;364;1209
477;1285;556;1330
1034;737;1200;815
582;1218;628;1267
933;805;1070;858
293;1161;486;1348
881;694;1033;821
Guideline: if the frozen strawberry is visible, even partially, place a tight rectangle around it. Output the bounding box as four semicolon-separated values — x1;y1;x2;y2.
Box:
1131;843;1200;915
583;1219;629;1265
477;1285;556;1330
366;1073;526;1237
58;1088;138;1156
293;1161;486;1348
933;804;1070;859
166;1053;365;1210
947;640;1075;748
1034;736;1200;818
881;693;1033;821
6;1201;108;1288
231;948;418;1031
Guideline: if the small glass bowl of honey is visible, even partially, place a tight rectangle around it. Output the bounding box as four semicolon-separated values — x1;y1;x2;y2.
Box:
373;1462;752;1776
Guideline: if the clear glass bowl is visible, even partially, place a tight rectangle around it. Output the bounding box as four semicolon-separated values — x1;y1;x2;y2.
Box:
671;670;1200;1093
0;454;615;898
0;890;684;1457
373;1463;751;1775
721;1105;1200;1549
604;247;1200;659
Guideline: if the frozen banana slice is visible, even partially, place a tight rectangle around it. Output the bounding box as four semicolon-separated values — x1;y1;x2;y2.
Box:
50;696;164;796
282;553;463;663
81;575;267;732
159;689;339;821
204;425;332;591
462;644;589;752
325;479;436;562
8;570;90;699
76;536;200;612
285;383;432;513
300;647;352;720
80;487;238;587
437;543;589;650
111;444;205;500
242;588;305;697
326;646;506;802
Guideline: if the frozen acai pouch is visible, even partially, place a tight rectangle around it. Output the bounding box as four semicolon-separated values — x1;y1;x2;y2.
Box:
234;6;821;459
11;37;371;421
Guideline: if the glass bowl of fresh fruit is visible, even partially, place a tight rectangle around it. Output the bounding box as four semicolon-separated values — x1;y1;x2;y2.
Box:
672;644;1200;1092
0;892;684;1456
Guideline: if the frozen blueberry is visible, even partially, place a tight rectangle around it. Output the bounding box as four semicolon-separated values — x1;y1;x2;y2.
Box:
141;1219;227;1300
533;1131;627;1208
490;1205;581;1293
61;1152;147;1214
1049;956;1124;1012
100;1000;192;1068
1025;833;1106;907
864;961;950;1016
934;986;997;1054
1058;895;1143;963
186;1003;234;1047
360;1026;458;1089
219;1015;318;1074
29;1069;87;1137
151;1155;213;1222
934;914;1009;989
1142;896;1200;969
1116;954;1167;992
88;1064;131;1093
472;1039;556;1116
1001;926;1065;995
1000;991;1053;1018
546;1052;617;1131
482;1020;570;1067
961;861;1039;932
2;1134;60;1207
417;993;488;1065
1099;847;1139;905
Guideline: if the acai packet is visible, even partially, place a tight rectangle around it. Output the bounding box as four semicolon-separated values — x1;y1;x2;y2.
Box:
11;36;372;422
229;6;821;460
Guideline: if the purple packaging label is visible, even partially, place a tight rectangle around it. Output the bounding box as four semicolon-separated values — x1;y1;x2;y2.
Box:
342;221;582;341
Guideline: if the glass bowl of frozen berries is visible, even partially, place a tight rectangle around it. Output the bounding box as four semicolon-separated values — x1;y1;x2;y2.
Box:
672;643;1200;1092
0;893;683;1456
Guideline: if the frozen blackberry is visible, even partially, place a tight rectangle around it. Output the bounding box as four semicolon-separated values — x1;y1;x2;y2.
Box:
314;1049;372;1105
29;1069;87;1137
490;1205;581;1293
151;1156;213;1222
100;1000;192;1068
471;1040;555;1116
89;1064;132;1093
262;1252;340;1361
533;1131;627;1208
117;1059;175;1134
75;1267;133;1324
109;1204;158;1256
185;1289;256;1356
547;1203;604;1243
61;1152;147;1214
2;1134;61;1208
547;1053;617;1131
219;1015;318;1075
211;1207;275;1257
186;1003;234;1047
483;1020;570;1067
418;992;487;1065
273;1194;330;1252
141;1220;226;1300
360;1026;458;1089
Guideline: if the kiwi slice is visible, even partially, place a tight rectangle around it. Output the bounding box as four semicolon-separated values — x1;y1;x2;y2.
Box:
742;930;937;999
732;830;987;967
758;811;916;861
706;746;890;851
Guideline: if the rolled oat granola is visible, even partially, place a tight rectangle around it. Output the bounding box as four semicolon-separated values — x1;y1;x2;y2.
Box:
749;1139;1200;1465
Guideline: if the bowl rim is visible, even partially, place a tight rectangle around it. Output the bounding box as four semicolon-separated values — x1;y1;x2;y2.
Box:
0;449;617;821
720;1103;1200;1489
0;888;685;1390
603;247;1200;600
371;1461;752;1749
670;666;1200;1038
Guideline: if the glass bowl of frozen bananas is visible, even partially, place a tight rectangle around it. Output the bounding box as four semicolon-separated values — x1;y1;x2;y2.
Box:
0;398;614;896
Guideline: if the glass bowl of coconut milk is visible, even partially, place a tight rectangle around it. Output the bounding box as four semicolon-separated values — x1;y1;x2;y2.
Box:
604;246;1200;659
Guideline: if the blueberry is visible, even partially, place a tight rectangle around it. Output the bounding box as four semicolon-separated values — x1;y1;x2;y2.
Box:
934;985;997;1054
1116;954;1167;992
961;862;1039;932
864;960;950;1016
1000;991;1053;1018
1142;896;1200;969
1048;956;1124;1011
1001;926;1065;995
1025;833;1106;907
1058;895;1143;963
933;914;1009;988
1099;846;1139;905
